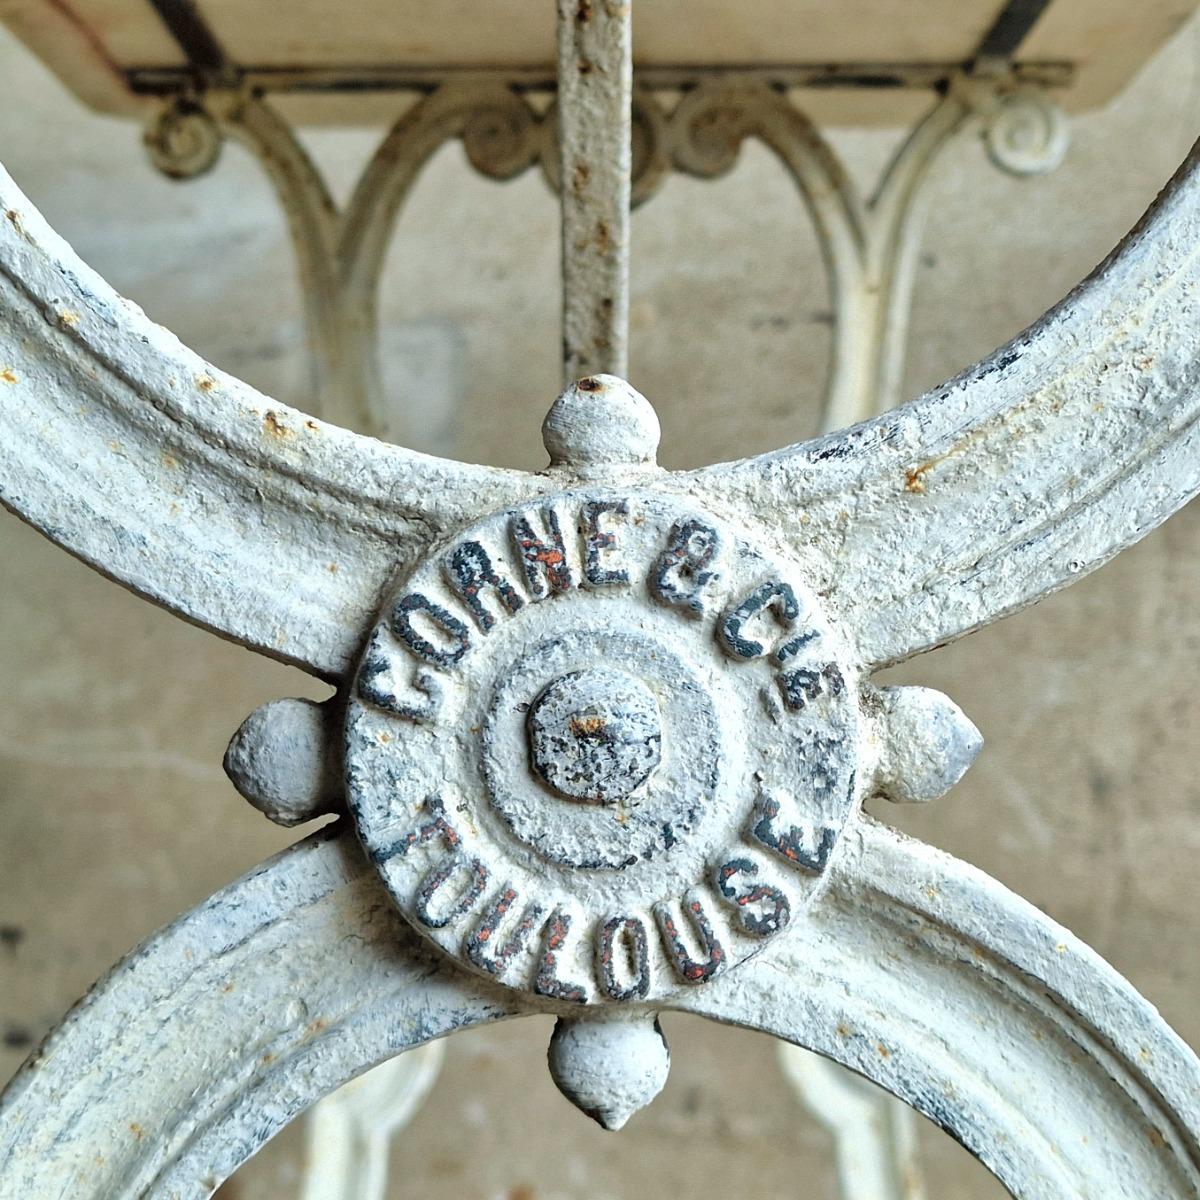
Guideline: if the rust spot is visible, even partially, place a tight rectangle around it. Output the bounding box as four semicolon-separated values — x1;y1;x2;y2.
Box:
572;160;590;194
905;463;933;494
570;715;607;736
196;375;216;393
576;376;602;392
1147;1126;1167;1149
575;0;592;21
305;419;320;431
305;1017;329;1036
327;562;338;573
263;410;293;438
260;1052;276;1065
836;1023;851;1038
162;452;179;469
58;310;80;327
1136;355;1155;371
594;220;611;255
221;981;235;994
578;57;594;74
378;731;392;744
0;368;16;384
129;1123;145;1140
876;1042;891;1059
5;209;20;229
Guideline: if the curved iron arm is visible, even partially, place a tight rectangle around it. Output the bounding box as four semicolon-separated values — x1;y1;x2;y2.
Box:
0;821;1194;1198
685;141;1200;669
5;140;1200;683
0;167;538;680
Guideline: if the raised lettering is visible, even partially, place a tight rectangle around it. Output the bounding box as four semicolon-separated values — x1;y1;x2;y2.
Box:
719;581;799;659
511;507;575;598
597;915;651;1001
444;540;524;632
368;793;459;866
465;885;546;975
582;499;629;586
777;661;845;712
534;908;589;1002
414;851;489;929
391;592;471;669
651;519;721;616
654;892;726;984
714;856;791;936
746;790;837;874
356;629;443;722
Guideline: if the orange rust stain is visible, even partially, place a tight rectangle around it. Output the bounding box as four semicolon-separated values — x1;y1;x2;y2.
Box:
876;1042;891;1059
327;562;338;573
221;981;235;993
263;410;293;438
0;368;17;384
570;715;607;736
196;375;216;393
260;1052;276;1066
58;310;80;327
305;1017;329;1036
836;1023;851;1038
905;463;934;494
162;452;179;469
378;732;392;745
129;1123;145;1140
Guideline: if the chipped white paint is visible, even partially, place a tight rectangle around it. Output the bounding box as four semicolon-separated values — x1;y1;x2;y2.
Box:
1;823;1197;1197
0;58;1198;1200
556;0;632;381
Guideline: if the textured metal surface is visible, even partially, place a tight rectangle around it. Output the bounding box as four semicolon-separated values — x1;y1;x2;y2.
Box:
556;0;632;380
1;821;1196;1197
1;39;1200;1195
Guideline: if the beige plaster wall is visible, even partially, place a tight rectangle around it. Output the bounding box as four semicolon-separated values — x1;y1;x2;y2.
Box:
1;14;1198;1198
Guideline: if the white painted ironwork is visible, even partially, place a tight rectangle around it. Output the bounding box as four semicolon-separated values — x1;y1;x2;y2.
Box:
299;1043;444;1200
0;2;1198;1194
142;72;1066;436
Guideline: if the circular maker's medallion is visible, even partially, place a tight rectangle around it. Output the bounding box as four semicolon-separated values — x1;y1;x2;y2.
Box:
345;490;862;1004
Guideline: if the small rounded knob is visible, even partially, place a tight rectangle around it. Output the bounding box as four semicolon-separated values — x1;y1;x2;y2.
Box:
542;374;660;469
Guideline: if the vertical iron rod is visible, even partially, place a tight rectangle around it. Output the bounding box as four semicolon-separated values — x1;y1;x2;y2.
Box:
556;0;633;383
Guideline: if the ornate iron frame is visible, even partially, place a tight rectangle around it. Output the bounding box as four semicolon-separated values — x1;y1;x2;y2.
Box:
0;3;1198;1198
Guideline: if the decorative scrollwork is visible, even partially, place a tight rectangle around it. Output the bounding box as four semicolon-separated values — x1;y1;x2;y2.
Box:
143;98;223;181
982;86;1070;176
668;82;772;179
461;91;542;182
538;88;672;208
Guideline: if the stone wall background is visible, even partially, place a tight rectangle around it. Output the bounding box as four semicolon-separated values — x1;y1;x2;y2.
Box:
1;14;1199;1198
